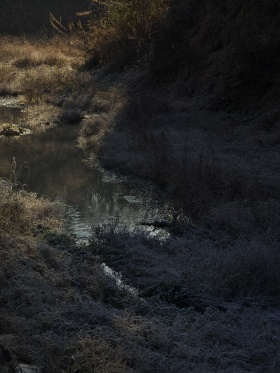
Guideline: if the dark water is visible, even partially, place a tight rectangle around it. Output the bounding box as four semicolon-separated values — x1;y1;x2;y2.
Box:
0;102;163;242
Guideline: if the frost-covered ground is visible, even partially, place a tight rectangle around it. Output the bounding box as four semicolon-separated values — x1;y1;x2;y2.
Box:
1;33;280;372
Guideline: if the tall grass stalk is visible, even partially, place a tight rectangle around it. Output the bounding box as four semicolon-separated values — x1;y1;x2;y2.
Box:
51;0;170;67
10;157;29;192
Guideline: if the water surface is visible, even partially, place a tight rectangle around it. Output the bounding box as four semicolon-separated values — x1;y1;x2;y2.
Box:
0;103;164;242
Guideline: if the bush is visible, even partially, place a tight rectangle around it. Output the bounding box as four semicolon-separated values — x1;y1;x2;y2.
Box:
59;0;170;69
149;0;280;110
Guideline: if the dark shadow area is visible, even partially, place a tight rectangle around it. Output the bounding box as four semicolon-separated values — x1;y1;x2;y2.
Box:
149;0;280;111
0;0;91;35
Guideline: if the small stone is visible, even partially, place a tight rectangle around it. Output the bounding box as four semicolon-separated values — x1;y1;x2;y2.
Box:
19;364;41;373
123;195;142;204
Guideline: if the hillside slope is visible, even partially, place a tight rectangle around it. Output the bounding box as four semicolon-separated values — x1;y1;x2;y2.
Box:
149;0;280;110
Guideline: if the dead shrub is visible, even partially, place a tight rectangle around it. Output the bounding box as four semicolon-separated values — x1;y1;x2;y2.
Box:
54;0;170;69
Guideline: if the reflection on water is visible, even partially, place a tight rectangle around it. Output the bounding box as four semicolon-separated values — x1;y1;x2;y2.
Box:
0;104;161;242
0;100;26;124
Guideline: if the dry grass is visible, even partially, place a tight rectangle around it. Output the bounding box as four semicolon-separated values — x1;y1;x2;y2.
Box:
0;188;63;236
1;149;279;372
75;61;280;369
0;35;91;104
1;188;280;372
0;35;83;66
71;0;280;112
91;224;280;300
78;82;126;157
78;70;280;241
56;0;171;70
0;34;96;137
1;3;280;371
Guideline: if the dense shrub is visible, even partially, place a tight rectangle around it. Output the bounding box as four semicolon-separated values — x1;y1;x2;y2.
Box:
67;0;170;69
149;0;280;110
72;0;280;110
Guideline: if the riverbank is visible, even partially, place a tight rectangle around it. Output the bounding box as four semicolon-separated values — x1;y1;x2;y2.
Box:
1;189;280;372
1;31;280;372
0;34;91;127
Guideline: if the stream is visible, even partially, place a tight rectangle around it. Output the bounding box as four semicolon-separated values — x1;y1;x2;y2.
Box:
0;99;167;244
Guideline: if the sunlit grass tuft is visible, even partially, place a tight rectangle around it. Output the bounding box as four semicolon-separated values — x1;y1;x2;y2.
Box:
0;188;63;236
0;35;86;102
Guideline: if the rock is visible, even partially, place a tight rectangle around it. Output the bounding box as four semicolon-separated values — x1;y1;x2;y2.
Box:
123;195;142;204
19;364;41;373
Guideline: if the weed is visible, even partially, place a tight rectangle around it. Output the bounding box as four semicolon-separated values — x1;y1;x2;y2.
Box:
1;5;280;372
52;0;170;69
9;157;29;192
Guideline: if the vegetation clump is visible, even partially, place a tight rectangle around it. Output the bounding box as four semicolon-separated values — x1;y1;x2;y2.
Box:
1;1;280;372
1;188;280;372
73;0;280;230
70;0;280;110
51;0;170;69
0;123;31;136
148;0;280;110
